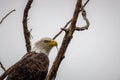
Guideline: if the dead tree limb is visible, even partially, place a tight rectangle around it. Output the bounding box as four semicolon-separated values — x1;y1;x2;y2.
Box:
80;0;89;11
53;0;89;40
53;19;72;40
0;9;16;71
22;0;33;52
45;0;89;80
75;0;90;31
75;9;90;31
0;61;6;71
0;9;16;24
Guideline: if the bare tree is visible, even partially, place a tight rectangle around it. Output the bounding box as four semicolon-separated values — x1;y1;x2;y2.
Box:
46;0;90;80
22;0;89;80
0;0;90;80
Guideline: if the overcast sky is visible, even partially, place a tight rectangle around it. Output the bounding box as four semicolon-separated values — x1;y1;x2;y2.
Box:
0;0;120;80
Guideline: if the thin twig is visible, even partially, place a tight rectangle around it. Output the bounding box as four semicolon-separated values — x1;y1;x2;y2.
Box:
0;9;16;24
53;19;72;40
0;61;6;71
80;0;89;11
75;9;90;31
22;0;33;52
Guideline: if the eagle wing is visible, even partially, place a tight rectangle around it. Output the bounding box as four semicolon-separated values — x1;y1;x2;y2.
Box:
0;52;49;80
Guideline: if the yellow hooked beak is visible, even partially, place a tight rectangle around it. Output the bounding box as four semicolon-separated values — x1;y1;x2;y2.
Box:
49;40;58;50
49;40;58;47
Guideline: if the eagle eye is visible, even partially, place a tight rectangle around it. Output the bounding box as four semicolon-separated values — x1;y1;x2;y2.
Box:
44;40;50;43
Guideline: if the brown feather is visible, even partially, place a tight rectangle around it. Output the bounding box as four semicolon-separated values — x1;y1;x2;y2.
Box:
0;52;49;80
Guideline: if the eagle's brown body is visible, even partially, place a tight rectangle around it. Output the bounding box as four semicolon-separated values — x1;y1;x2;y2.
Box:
0;37;57;80
1;52;49;80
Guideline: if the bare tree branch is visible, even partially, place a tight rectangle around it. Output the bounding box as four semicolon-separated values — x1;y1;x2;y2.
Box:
75;9;90;31
53;19;72;40
22;0;33;52
80;0;89;11
0;9;16;24
45;0;85;80
75;0;90;31
53;0;89;40
0;61;6;71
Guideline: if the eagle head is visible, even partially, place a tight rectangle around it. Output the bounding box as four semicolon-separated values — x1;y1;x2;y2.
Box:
32;37;58;56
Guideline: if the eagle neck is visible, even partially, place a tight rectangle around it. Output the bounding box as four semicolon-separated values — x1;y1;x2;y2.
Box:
31;47;50;56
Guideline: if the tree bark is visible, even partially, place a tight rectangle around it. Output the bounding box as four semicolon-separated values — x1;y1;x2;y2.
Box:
22;0;33;52
45;0;83;80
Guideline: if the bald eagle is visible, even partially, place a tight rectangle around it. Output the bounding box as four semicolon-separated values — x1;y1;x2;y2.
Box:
0;37;57;80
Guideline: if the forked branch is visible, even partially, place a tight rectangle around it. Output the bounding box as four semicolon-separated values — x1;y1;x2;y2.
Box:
45;0;90;80
53;0;90;39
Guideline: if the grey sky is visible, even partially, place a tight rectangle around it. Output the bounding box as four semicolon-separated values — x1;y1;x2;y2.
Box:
0;0;120;80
